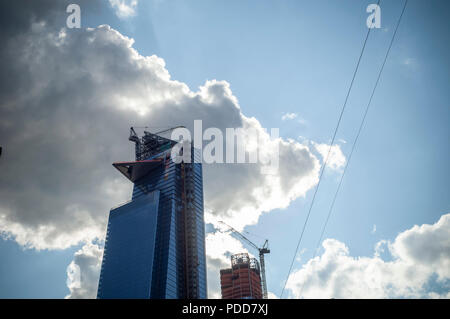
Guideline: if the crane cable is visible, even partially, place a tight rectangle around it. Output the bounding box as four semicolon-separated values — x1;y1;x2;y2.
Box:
280;0;381;298
296;0;409;298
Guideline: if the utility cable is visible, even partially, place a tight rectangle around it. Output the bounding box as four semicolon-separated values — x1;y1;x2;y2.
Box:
280;0;381;298
296;0;409;298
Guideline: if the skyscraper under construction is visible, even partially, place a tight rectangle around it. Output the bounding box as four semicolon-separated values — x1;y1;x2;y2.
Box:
97;128;207;299
220;253;262;299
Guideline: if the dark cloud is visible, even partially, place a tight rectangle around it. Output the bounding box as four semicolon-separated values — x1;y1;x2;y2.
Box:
0;1;322;268
0;1;331;299
0;19;321;249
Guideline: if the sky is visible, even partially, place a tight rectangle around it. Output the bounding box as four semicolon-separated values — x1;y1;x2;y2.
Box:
0;0;449;299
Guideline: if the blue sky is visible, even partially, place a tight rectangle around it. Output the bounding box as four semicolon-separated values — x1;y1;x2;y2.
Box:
0;0;449;298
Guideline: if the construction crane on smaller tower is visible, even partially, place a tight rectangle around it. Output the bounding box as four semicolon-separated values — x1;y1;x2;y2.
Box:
219;221;270;299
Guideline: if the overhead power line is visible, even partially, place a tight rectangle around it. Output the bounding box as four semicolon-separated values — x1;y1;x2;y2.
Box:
280;0;381;298
281;0;409;298
299;0;409;297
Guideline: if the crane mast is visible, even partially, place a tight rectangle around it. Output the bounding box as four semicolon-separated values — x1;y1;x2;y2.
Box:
219;221;270;299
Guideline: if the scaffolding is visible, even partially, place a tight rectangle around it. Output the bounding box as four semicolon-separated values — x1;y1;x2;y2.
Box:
181;161;200;298
231;253;260;274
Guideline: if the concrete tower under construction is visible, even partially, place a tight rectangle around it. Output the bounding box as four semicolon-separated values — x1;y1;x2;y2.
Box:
97;128;207;299
220;253;262;299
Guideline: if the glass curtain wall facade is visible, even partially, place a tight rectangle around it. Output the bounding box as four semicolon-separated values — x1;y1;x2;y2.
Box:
97;130;207;299
97;191;160;299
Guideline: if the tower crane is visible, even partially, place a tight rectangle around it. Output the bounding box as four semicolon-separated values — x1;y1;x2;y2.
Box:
129;126;185;139
128;126;186;154
153;126;186;136
219;221;270;299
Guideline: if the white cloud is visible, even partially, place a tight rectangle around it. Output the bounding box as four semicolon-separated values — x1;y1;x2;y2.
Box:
0;12;333;297
281;112;298;121
109;0;138;19
312;142;346;171
285;213;450;298
66;242;103;299
281;112;306;125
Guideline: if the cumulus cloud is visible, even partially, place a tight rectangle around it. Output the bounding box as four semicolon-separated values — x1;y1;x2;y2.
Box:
0;1;331;297
285;213;450;298
109;0;138;18
66;242;103;299
312;142;346;171
0;18;322;250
